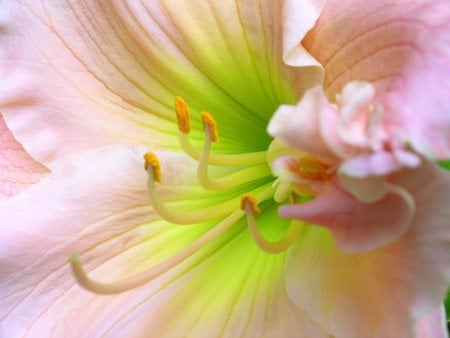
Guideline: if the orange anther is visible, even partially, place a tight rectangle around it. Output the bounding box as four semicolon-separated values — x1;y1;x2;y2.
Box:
201;112;219;142
144;152;162;183
240;195;260;215
175;96;191;134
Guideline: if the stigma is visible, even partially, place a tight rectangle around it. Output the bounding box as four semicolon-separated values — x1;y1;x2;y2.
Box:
69;97;329;295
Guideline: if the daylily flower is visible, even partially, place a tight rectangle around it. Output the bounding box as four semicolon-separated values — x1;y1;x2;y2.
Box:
0;1;449;338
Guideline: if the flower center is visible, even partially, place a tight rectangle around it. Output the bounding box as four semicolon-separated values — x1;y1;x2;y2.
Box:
69;97;321;295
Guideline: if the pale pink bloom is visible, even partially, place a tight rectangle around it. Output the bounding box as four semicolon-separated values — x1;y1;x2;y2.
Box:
0;1;448;338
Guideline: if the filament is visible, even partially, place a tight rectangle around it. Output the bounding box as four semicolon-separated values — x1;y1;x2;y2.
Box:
242;195;302;254
145;152;271;224
69;210;244;295
178;131;267;166
70;186;275;295
197;131;271;190
147;175;239;224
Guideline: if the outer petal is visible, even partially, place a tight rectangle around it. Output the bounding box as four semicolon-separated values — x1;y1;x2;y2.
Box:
0;145;326;337
0;114;48;200
415;306;448;338
285;160;450;338
0;0;305;167
303;0;450;156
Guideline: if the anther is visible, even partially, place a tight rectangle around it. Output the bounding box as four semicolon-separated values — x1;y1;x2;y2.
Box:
175;96;191;134
241;195;260;215
201;112;219;142
144;152;161;183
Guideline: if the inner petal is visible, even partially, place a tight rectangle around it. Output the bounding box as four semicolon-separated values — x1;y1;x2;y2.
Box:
0;0;302;167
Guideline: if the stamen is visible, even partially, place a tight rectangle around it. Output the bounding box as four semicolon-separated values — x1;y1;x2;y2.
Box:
147;175;238;224
241;195;301;254
144;152;161;183
201;112;219;142
241;195;260;215
273;180;292;203
70;187;275;295
145;151;244;224
179;132;267;166
174;98;267;166
198;160;272;191
175;96;191;134
69;210;244;295
197;115;271;190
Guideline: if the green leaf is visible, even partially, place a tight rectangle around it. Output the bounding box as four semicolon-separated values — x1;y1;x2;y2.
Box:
446;291;450;320
438;160;450;170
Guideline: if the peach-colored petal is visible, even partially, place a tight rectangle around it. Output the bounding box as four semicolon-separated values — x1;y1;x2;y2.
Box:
303;0;450;95
0;0;305;167
415;306;448;338
0;144;326;337
0;114;48;200
285;160;450;338
282;0;325;68
303;0;450;157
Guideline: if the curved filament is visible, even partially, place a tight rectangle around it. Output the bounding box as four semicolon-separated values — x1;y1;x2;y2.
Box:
70;187;275;295
242;195;302;254
178;131;267;166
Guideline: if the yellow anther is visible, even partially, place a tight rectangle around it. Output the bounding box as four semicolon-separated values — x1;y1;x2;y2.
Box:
201;112;219;142
298;155;331;180
175;96;191;134
241;195;260;216
144;152;161;183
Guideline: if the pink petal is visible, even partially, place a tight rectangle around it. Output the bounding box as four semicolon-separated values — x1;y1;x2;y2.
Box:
0;144;327;337
382;60;450;158
285;162;450;338
339;151;420;178
303;0;450;95
303;0;450;157
338;82;376;148
0;1;297;167
415;306;448;338
0;145;195;336
280;181;414;252
0;114;48;200
268;86;340;164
